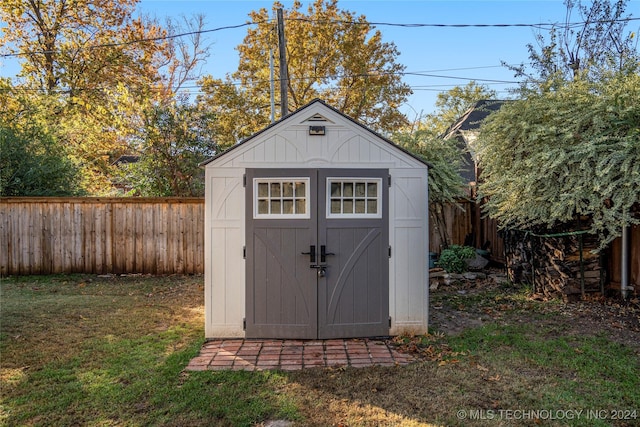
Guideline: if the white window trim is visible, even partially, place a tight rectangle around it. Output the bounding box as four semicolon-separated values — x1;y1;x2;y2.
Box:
253;177;310;219
326;177;383;219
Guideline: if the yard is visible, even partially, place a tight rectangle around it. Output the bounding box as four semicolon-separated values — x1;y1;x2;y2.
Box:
1;274;638;426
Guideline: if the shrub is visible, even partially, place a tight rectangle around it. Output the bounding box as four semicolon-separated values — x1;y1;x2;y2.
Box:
436;245;476;273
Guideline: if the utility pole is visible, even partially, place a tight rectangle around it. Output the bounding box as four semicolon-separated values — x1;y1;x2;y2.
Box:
269;49;275;122
269;10;276;123
276;8;288;118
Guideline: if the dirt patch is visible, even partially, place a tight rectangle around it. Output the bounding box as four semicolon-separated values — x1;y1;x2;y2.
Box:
428;271;640;350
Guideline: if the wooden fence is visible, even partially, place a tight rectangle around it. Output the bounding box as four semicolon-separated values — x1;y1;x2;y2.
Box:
428;200;505;263
0;198;204;275
2;198;635;290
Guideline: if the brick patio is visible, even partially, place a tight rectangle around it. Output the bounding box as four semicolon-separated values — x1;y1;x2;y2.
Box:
186;339;414;371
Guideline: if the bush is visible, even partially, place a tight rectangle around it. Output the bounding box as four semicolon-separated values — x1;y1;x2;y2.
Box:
436;245;476;273
0;126;84;196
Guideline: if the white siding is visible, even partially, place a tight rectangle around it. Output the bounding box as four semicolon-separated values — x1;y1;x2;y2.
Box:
389;169;429;335
205;168;245;337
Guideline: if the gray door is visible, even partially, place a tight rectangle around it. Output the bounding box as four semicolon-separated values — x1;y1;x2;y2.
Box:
246;168;388;339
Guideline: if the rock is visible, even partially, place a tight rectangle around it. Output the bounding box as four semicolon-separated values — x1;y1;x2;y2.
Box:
466;253;489;270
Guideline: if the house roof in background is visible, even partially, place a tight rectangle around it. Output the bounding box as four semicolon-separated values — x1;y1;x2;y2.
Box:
443;99;505;140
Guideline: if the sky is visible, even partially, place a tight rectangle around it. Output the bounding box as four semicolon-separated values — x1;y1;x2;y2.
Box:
2;0;639;117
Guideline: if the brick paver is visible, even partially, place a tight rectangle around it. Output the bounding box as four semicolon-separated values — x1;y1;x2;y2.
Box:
185;339;415;371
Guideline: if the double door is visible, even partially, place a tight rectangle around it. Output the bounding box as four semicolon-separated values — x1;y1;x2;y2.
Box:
245;168;389;339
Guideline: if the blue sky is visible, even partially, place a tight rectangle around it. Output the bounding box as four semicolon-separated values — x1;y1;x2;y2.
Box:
2;1;639;116
132;0;573;116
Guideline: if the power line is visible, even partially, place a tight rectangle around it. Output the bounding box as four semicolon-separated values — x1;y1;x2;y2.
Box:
291;16;640;30
2;16;638;59
0;65;523;93
0;20;269;58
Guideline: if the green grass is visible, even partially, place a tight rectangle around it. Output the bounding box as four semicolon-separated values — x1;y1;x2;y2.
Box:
449;324;640;416
1;274;639;426
1;275;298;426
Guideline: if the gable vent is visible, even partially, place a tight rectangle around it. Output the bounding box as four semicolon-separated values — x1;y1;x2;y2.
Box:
308;114;327;122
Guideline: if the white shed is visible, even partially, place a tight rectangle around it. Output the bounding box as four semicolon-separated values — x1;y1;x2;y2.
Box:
203;99;429;339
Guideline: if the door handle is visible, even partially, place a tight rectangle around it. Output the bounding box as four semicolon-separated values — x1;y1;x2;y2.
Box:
320;245;335;263
301;245;316;263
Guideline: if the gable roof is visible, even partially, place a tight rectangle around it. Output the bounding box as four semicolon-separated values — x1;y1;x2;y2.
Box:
442;99;505;140
200;98;431;168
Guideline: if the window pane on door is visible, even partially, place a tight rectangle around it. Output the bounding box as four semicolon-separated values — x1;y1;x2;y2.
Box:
326;178;382;218
254;178;310;218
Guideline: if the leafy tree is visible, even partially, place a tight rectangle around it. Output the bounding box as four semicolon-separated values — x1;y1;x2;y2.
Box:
476;70;640;248
117;102;217;197
394;130;466;206
0;0;168;97
0;82;83;196
1;1;212;195
198;0;411;148
0;0;164;194
0;124;84;197
508;0;639;85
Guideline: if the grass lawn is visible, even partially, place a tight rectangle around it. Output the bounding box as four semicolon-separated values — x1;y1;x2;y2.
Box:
1;274;639;426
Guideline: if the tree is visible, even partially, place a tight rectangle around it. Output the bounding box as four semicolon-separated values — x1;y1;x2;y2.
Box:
393;129;466;206
508;0;639;85
0;123;84;197
116;102;217;197
0;80;82;195
475;70;640;248
198;0;411;148
1;1;212;195
0;0;168;97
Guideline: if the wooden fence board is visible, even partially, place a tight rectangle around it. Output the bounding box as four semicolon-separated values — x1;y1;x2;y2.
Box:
0;205;7;276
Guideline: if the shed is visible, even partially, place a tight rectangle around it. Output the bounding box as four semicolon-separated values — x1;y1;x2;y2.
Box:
202;99;429;339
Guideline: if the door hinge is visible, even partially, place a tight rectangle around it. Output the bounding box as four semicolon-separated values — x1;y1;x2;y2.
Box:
388;175;392;187
388;246;392;258
243;318;246;330
389;316;392;327
243;174;246;187
243;246;246;259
